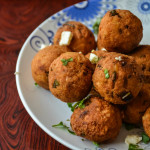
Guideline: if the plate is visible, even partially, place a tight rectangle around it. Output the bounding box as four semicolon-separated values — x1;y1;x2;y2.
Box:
16;0;150;150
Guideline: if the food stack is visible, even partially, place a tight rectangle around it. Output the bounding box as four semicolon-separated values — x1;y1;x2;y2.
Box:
31;9;150;146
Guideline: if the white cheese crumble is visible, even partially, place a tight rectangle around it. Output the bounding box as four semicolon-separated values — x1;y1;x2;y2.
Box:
115;56;122;61
101;48;107;51
89;53;99;64
40;44;47;49
125;135;142;145
91;49;95;53
59;31;73;46
79;51;82;54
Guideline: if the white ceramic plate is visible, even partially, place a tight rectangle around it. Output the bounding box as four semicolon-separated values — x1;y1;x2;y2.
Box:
16;0;150;149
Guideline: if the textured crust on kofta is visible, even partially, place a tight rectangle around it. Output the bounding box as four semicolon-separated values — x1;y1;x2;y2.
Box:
53;21;96;55
70;97;122;142
97;9;143;53
92;52;143;104
143;107;150;138
123;86;150;124
31;45;71;89
123;45;150;124
49;52;93;102
130;45;150;81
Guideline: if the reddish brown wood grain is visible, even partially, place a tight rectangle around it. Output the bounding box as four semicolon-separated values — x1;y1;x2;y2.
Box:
0;0;83;149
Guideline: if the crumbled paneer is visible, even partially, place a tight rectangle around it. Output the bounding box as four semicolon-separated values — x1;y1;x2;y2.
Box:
89;53;99;64
101;48;107;51
115;56;122;61
40;44;47;49
125;135;142;145
91;49;95;52
59;31;73;46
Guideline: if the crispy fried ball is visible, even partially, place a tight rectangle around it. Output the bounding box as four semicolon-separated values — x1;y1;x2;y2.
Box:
130;45;150;99
92;52;143;104
70;97;122;143
123;45;150;124
49;52;93;102
130;45;150;81
123;86;150;124
97;9;143;53
31;45;71;89
143;107;150;137
53;21;96;55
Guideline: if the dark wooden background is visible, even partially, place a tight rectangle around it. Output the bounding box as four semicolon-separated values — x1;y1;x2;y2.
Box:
0;0;82;149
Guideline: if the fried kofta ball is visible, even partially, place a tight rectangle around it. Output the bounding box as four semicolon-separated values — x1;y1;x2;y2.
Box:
53;21;96;55
97;9;143;53
123;87;150;124
130;45;150;98
70;97;122;143
92;52;143;104
31;45;71;89
123;45;150;124
49;52;93;102
130;45;150;80
142;107;150;137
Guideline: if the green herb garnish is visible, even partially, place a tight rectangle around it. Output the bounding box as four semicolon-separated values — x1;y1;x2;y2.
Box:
104;69;110;79
110;10;121;17
61;58;73;66
53;79;60;88
110;10;117;16
52;121;75;135
92;141;100;147
34;82;38;87
128;144;143;150
78;97;86;109
67;95;90;112
92;18;102;34
142;132;150;144
67;103;74;112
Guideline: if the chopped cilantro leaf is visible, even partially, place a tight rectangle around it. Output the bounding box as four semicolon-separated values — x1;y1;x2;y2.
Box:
92;141;100;147
93;18;102;34
104;69;110;79
142;132;150;144
52;121;64;127
53;79;60;88
67;95;90;112
67;103;74;112
110;10;121;18
128;144;143;150
61;58;73;66
52;121;75;135
34;82;38;86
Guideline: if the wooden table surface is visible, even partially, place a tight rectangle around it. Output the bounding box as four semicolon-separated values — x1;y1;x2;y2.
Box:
0;0;82;149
